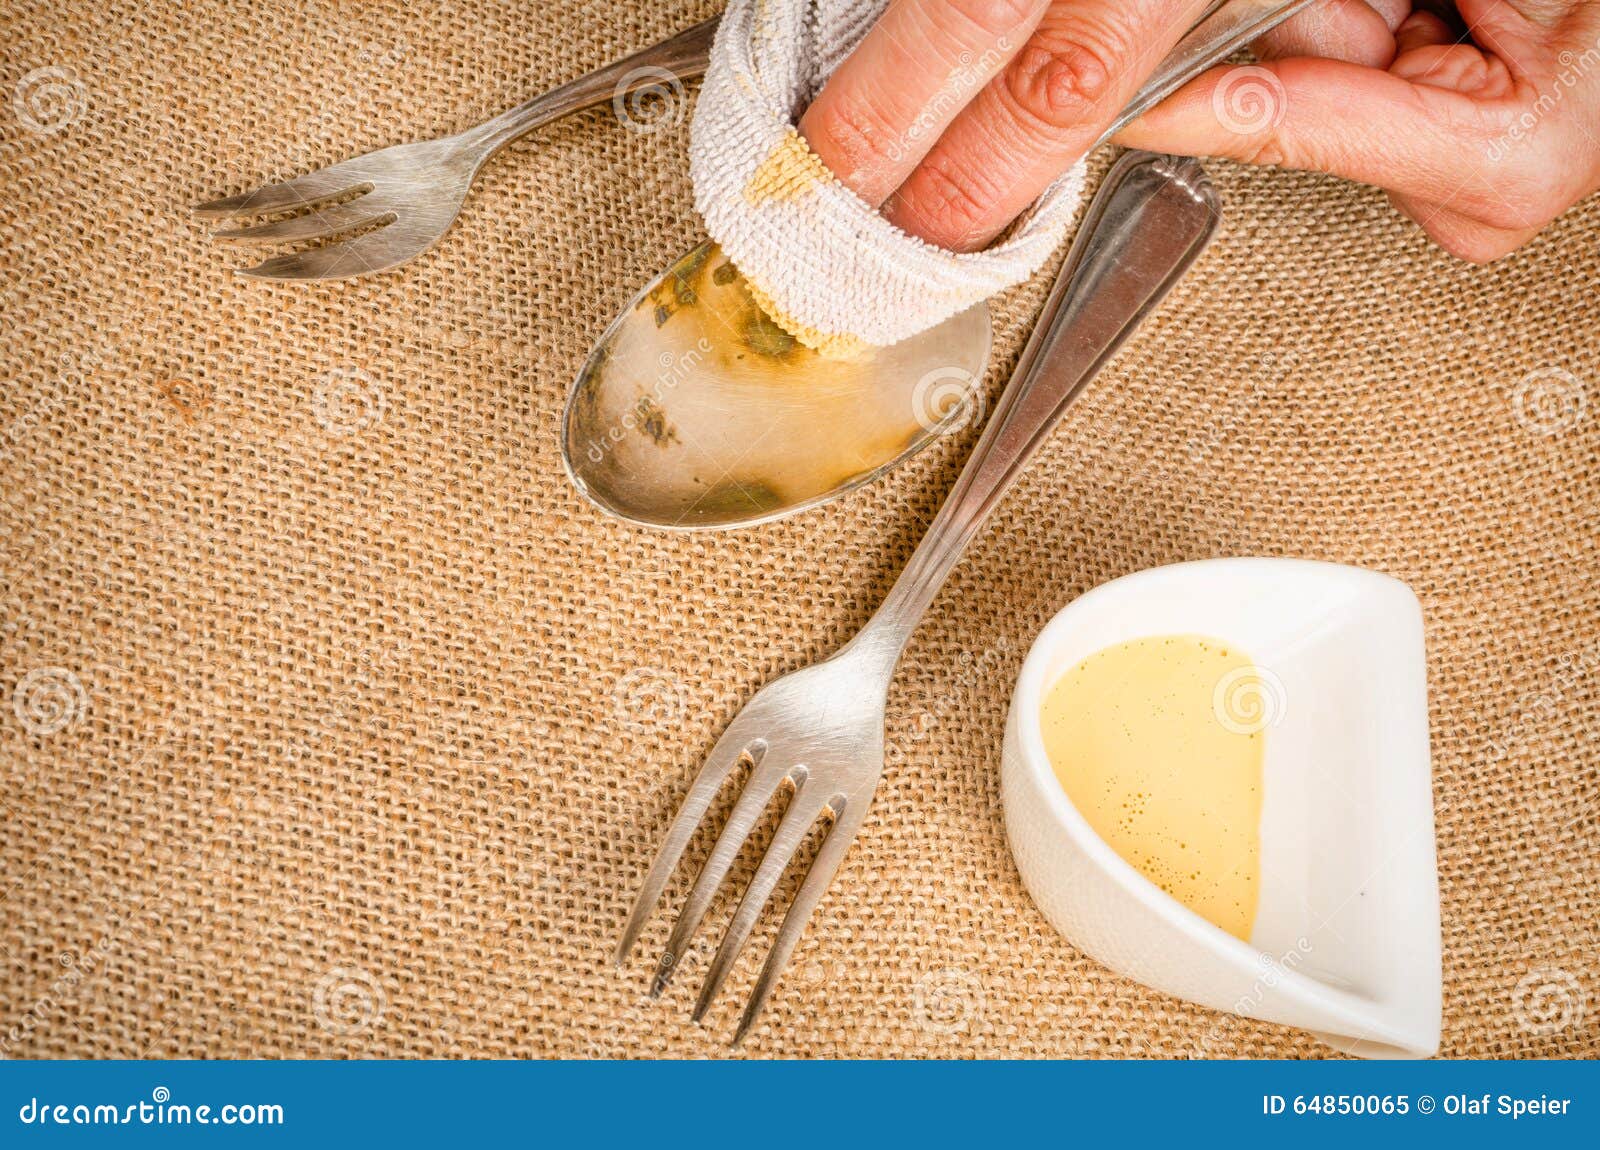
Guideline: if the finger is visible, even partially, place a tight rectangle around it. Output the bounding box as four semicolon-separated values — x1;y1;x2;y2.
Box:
1393;8;1454;54
1114;56;1504;205
1254;0;1407;67
1389;13;1519;97
1388;191;1544;260
798;0;1052;206
882;0;1213;250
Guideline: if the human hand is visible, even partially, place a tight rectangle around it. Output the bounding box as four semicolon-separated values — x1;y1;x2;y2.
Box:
1115;0;1600;260
796;0;1218;251
801;2;1600;261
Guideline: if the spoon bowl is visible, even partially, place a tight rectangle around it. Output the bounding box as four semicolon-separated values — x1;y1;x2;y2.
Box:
562;242;991;529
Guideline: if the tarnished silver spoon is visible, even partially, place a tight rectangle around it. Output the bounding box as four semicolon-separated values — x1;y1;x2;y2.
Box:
562;243;991;528
562;0;1315;529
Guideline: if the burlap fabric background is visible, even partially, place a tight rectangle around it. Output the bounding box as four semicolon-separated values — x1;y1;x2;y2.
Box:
2;0;1596;1059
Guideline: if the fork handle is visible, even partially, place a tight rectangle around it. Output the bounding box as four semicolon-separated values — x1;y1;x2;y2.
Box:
860;152;1222;654
470;17;720;155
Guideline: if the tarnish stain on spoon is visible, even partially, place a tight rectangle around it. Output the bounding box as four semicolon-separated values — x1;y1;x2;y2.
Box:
644;245;806;367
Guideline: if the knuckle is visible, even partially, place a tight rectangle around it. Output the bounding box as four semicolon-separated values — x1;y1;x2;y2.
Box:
1002;25;1125;129
1241;131;1291;169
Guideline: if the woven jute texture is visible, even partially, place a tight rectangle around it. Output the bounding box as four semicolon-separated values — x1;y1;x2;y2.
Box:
3;0;1597;1059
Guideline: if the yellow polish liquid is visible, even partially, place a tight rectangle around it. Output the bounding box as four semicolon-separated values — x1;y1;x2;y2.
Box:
1041;635;1265;941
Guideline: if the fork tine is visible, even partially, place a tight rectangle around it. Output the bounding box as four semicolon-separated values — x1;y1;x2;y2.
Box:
649;753;797;997
615;732;768;964
692;779;823;1021
732;796;863;1047
193;173;368;220
212;204;394;244
234;230;412;281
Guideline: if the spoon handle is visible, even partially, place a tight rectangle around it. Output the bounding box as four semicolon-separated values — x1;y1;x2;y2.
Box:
866;152;1222;649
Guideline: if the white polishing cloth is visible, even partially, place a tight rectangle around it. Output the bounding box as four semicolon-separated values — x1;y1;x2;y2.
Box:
689;0;1086;352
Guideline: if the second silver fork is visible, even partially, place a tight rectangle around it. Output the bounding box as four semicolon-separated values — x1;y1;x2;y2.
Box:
615;150;1222;1044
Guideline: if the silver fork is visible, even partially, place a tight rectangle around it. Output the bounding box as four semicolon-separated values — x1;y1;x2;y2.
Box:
615;150;1222;1044
192;18;721;280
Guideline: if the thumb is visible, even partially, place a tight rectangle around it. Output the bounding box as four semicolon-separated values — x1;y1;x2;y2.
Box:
1113;56;1496;204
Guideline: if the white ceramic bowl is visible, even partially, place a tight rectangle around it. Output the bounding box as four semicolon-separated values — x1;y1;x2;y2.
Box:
1002;558;1440;1058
